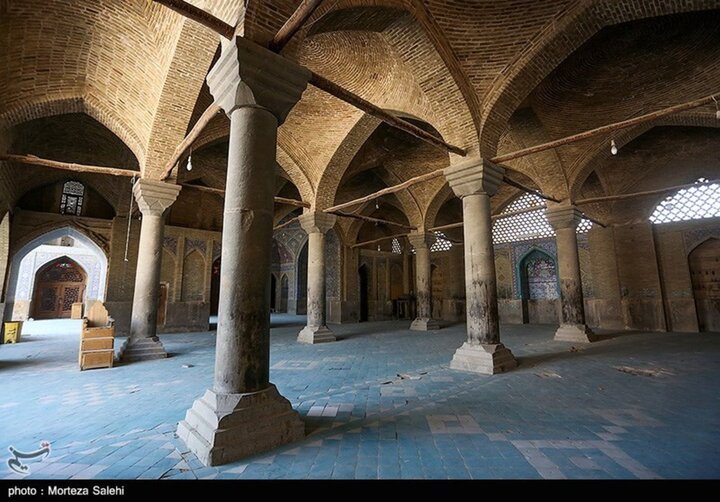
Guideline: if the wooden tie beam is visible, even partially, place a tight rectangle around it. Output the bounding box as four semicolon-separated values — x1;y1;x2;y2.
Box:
161;104;222;180
327;210;416;231
0;153;138;178
269;0;324;52
180;183;310;208
491;94;719;164
574;179;719;205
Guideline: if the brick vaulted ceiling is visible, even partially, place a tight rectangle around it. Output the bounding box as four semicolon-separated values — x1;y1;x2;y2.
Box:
1;1;719;236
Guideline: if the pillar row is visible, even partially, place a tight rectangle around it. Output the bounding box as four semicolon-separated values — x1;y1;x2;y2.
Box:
444;159;517;375
546;204;596;343
297;212;337;344
408;232;440;331
119;179;180;362
177;36;310;467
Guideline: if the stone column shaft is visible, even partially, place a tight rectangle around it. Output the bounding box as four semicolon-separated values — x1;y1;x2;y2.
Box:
409;232;439;330
214;105;276;393
547;205;595;342
297;212;336;344
119;179;180;362
177;36;309;467
445;159;516;374
402;250;411;294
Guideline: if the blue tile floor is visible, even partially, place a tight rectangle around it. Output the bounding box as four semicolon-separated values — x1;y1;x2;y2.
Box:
1;315;719;479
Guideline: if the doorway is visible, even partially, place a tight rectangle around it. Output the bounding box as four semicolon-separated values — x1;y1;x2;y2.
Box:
31;257;86;319
689;238;720;332
210;256;221;315
359;264;369;322
270;274;277;311
280;274;289;312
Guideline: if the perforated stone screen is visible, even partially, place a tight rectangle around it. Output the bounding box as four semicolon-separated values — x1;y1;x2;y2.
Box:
391;238;402;254
492;194;592;244
650;178;720;224
430;232;453;253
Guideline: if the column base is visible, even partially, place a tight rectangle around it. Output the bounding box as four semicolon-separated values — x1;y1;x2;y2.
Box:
297;325;336;344
118;336;167;362
450;342;517;375
554;324;596;343
410;318;441;331
177;384;304;467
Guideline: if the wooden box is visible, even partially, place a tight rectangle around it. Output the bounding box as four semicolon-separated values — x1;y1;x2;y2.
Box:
71;303;84;319
79;302;115;371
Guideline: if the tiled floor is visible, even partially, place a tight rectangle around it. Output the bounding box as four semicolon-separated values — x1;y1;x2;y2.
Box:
2;315;719;479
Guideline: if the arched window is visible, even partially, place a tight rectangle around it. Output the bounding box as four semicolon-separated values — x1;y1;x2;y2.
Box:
60;181;85;216
649;178;720;224
492;193;592;244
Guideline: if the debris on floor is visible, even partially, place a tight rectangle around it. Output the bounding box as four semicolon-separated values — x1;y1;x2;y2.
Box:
397;372;426;380
181;364;194;368
614;366;674;377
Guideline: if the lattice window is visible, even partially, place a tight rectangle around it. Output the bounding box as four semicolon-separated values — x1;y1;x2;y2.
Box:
650;178;720;224
492;193;592;244
431;232;453;253
391;238;402;254
60;181;85;216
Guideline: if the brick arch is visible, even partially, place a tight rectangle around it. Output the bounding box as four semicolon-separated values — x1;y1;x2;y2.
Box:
424;184;454;230
345;197;412;246
478;0;719;159
0;95;144;167
568;114;720;200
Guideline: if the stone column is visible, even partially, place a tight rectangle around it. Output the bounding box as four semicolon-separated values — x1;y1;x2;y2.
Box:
409;232;440;330
297;212;337;343
546;204;596;342
118;179;180;362
402;249;411;294
177;36;310;467
445;159;517;374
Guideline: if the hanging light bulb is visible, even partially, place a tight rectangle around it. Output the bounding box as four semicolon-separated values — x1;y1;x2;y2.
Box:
186;148;193;171
713;96;720;120
610;139;618;156
375;199;380;210
377;244;381;252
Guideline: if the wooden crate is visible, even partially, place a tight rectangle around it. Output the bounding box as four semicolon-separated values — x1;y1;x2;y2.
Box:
79;302;115;371
79;350;114;370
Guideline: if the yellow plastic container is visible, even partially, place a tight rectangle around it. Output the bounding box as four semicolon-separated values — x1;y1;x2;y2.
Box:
3;321;23;344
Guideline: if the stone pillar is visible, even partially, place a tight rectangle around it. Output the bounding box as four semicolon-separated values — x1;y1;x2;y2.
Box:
402;249;411;294
445;159;517;374
297;212;337;343
118;180;180;362
546;204;596;342
177;36;310;467
409;232;440;330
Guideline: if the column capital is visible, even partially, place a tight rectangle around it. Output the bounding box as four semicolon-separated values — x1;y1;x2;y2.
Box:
298;212;337;234
207;36;311;124
407;231;436;249
444;157;504;198
133;180;181;216
545;204;583;231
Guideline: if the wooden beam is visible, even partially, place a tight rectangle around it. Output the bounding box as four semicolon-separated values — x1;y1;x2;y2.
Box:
329;210;416;231
275;196;311;208
181;183;310;207
574;179;719;205
429;222;462;232
0;153;138;178
153;0;467;158
152;0;234;39
498;172;561;203
491;94;719;164
274;216;301;231
352;233;409;249
324;169;445;213
310;72;466;157
161;104;223;180
269;0;323;52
